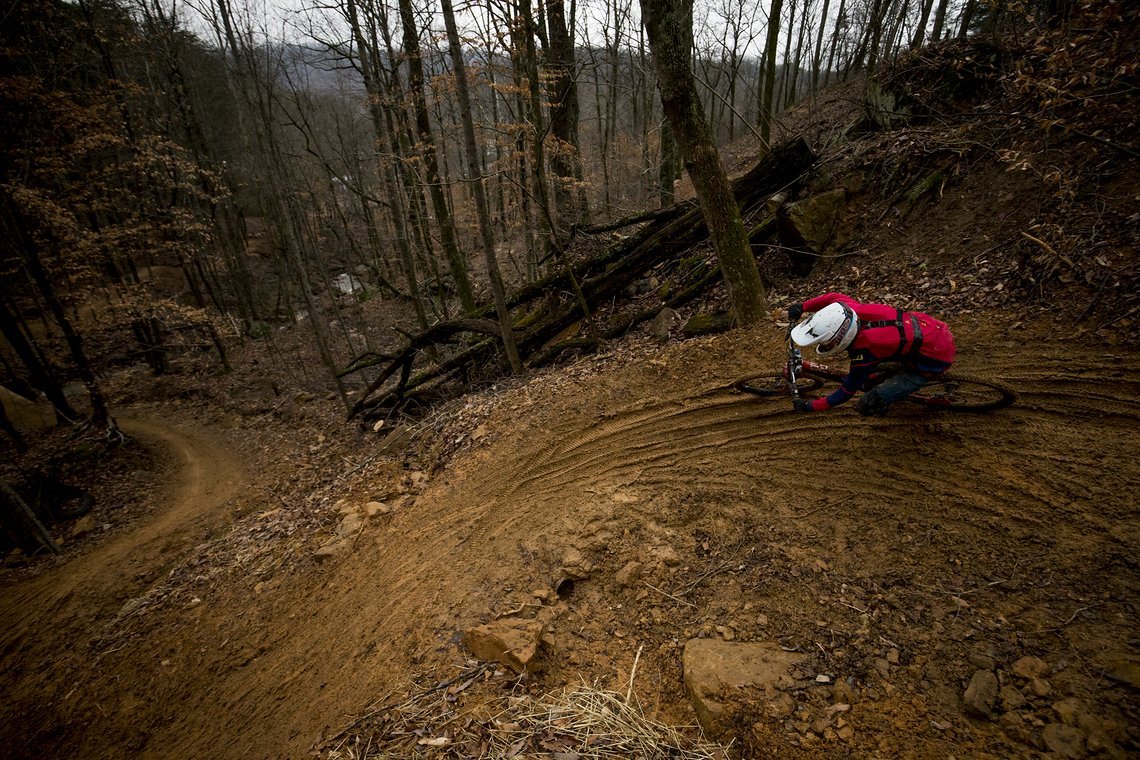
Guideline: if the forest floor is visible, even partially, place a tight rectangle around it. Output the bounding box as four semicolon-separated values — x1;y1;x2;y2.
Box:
2;32;1139;760
1;312;1137;760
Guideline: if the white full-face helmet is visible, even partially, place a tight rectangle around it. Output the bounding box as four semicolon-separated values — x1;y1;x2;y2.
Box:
791;302;858;356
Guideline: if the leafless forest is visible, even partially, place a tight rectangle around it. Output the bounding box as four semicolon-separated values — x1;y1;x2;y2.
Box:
2;0;1009;427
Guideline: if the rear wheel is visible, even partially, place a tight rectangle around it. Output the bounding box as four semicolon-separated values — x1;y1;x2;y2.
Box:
908;372;1016;412
734;374;823;396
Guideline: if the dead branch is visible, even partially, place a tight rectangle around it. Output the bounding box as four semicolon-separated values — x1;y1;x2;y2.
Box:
579;202;695;234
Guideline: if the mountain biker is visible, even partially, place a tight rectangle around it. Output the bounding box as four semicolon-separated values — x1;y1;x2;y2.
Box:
780;292;957;415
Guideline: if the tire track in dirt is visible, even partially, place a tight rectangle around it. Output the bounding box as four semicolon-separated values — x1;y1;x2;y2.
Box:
509;394;771;498
58;335;1138;760
437;343;1139;582
508;393;837;490
343;362;1130;705
60;333;1135;760
273;394;813;681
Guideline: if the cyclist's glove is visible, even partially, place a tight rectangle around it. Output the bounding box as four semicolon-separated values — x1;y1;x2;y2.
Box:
787;303;804;322
792;398;813;413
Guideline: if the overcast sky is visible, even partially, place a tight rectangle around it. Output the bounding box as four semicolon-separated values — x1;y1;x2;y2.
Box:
175;0;845;63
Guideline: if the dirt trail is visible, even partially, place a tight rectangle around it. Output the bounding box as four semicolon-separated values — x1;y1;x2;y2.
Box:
0;417;243;754
1;317;1137;759
286;319;1137;757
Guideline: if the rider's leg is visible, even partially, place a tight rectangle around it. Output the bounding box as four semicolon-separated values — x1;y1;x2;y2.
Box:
857;367;929;416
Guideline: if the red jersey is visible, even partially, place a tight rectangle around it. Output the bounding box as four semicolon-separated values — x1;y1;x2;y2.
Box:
800;293;956;410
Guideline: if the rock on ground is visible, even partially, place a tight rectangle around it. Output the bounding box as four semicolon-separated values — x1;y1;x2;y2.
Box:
682;638;804;740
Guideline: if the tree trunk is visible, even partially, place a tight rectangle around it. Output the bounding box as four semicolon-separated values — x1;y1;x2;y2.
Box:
865;0;888;73
519;0;558;256
376;113;432;332
911;0;936;48
214;0;350;411
396;0;477;314
637;22;654;205
659;119;678;208
3;194;114;430
375;10;443;316
759;0;784;146
776;0;797;109
883;0;912;62
483;17;508;234
641;0;767;325
812;0;832;89
440;0;523;374
507;27;539;280
343;0;428;321
930;0;952;41
957;0;979;38
546;0;590;232
605;4;624;212
823;0;846;86
786;0;811;108
0;294;78;423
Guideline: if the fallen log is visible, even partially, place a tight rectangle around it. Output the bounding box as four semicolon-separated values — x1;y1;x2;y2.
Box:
579;202;695;234
346;137;816;419
480;137;812;320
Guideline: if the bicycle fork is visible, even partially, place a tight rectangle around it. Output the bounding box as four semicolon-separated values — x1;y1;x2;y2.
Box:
787;346;804;400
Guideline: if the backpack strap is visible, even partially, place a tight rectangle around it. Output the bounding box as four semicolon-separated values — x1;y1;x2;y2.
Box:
908;313;924;357
859;310;924;358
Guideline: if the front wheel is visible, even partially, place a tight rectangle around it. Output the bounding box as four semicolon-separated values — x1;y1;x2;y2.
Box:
734;374;823;396
908;372;1017;412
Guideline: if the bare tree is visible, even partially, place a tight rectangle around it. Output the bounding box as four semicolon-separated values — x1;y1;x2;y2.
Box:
206;0;350;408
518;0;557;251
546;0;591;232
824;0;850;83
811;0;832;88
785;0;816;107
776;0;797;107
397;0;477;314
759;0;783;147
707;0;763;142
0;292;78;424
930;0;952;41
957;0;979;38
641;0;767;325
2;193;116;432
339;0;432;329
883;0;913;60
439;0;524;373
910;0;936;48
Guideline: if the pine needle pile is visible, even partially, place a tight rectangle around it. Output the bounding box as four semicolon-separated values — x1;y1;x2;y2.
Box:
320;676;728;760
485;687;726;759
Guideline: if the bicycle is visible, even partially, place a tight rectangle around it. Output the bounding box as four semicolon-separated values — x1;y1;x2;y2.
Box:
734;325;1017;413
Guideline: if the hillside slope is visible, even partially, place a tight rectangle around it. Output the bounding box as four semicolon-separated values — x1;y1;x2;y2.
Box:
2;316;1136;759
1;16;1138;760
